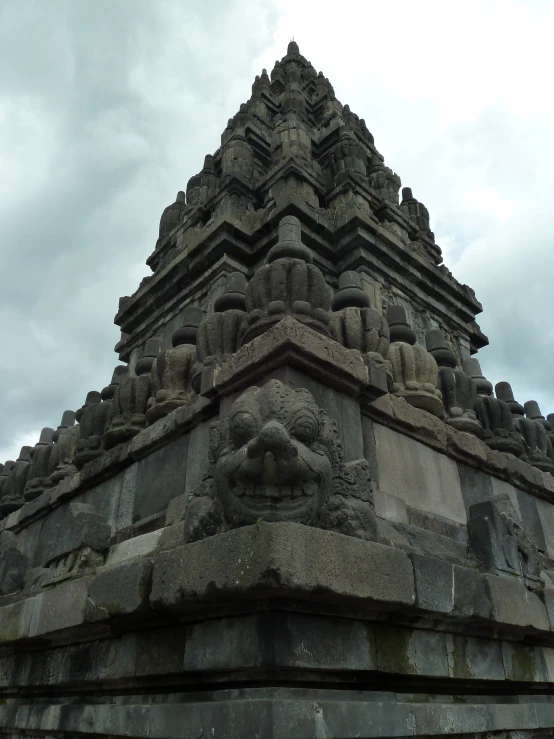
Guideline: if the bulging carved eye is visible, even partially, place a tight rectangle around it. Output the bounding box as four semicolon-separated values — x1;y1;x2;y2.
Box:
292;414;319;444
230;412;259;448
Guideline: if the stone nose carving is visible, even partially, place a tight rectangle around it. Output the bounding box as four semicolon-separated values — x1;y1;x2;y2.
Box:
247;421;298;462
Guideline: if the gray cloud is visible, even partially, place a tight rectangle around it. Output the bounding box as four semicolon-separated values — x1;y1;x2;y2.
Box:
0;0;279;458
2;0;554;459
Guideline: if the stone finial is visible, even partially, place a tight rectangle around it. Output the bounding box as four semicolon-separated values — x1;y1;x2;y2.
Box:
401;187;432;235
74;391;113;469
53;410;76;443
368;155;401;205
386;307;442;417
267;216;312;263
495;382;525;417
425;330;456;368
331;272;370;311
49;412;80;486
104;340;161;447
135;338;163;376
0;447;32;515
287;39;300;56
496;382;554;473
146;307;203;422
194;277;248;394
101;365;129;401
24;427;56;501
524;400;551;429
462;357;493;397
426;330;480;434
242;216;332;344
213;273;247;314
330;271;390;374
158;191;188;242
386;305;416;345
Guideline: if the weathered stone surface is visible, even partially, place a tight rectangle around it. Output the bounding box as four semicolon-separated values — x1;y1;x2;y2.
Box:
387;305;443;417
184;612;376;672
496;381;554;474
330;271;390;377
485;574;550;631
133;434;188;521
214;316;377;399
0;530;27;595
45;501;110;566
426;329;480;434
242;216;333;343
373;422;466;524
88;558;153;616
29;577;91;637
151;522;415;611
104;341;160;449
411;553;453;613
468;501;521;576
452;565;491;619
185;380;374;541
146;306;202;423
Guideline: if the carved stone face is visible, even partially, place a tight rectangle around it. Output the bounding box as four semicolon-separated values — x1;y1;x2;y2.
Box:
212;380;333;525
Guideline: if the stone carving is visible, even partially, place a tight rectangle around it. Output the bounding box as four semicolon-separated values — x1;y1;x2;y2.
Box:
23;427;55;501
195;274;247;390
241;216;332;344
463;358;524;457
53;410;76;443
525;400;554;452
74;391;113;469
0;447;32;514
49;411;79;485
44;503;110;583
425;330;480;434
157;191;187;243
367;155;401;204
400;187;433;236
104;341;161;449
330;129;367;186
0;531;27;595
185;380;374;542
146;307;203;423
468;500;543;591
186;154;219;208
0;462;15;516
330;271;390;376
386;305;443;417
496;382;554;474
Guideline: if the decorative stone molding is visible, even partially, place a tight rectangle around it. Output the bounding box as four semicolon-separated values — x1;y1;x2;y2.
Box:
185;380;374;542
386;305;443;417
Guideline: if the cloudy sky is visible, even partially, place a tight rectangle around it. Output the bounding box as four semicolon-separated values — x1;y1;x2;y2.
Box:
1;0;554;460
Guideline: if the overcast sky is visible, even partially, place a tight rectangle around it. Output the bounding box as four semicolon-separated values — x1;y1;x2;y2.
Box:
1;0;554;460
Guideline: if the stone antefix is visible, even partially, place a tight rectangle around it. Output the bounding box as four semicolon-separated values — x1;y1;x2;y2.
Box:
146;306;202;422
496;381;554;474
4;41;554;739
426;329;480;434
386;304;443;416
185;379;373;542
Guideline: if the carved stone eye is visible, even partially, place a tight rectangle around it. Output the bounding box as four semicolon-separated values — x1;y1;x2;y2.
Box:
230;412;259;448
291;414;319;444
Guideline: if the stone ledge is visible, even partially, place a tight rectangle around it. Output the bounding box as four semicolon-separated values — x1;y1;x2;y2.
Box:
212;317;385;398
3;395;216;536
150;522;415;612
1;691;554;739
366;394;554;506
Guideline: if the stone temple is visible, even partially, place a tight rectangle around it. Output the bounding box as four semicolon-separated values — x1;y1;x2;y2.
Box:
2;41;554;739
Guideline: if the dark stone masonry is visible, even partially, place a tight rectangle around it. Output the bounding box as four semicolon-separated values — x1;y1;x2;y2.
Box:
2;41;554;739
